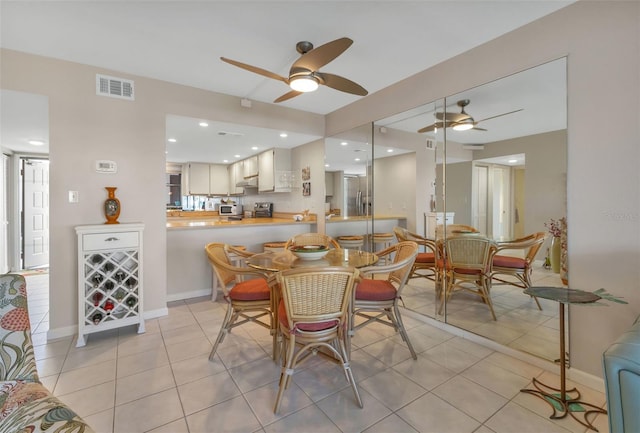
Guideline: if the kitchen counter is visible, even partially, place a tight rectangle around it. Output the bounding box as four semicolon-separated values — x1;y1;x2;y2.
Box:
167;217;310;229
325;215;407;223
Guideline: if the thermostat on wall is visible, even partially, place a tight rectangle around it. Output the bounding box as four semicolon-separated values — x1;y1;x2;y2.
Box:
96;160;117;173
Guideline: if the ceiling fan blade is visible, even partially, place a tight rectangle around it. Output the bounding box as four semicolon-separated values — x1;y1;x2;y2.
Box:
318;73;368;96
475;108;523;124
274;90;303;103
436;112;470;122
220;57;288;83
472;126;488;131
417;124;437;133
292;37;353;71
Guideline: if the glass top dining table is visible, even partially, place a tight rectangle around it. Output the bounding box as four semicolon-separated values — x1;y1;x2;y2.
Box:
246;248;379;272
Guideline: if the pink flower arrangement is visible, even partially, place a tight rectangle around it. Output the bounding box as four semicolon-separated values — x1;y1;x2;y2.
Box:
545;217;566;238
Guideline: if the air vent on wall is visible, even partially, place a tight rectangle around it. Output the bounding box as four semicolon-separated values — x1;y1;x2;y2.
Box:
96;74;135;100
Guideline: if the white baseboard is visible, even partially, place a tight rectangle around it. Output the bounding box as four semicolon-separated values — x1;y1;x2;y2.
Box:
402;309;605;393
166;289;212;302
46;307;169;342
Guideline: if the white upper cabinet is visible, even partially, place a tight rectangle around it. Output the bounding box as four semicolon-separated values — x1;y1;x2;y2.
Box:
259;148;292;192
228;161;244;194
209;164;229;195
183;162;210;195
325;172;334;196
243;155;258;179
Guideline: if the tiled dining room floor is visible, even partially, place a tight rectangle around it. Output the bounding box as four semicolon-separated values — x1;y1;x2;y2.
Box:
24;273;609;433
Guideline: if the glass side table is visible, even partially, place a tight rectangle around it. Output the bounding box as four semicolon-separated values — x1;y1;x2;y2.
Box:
521;286;624;432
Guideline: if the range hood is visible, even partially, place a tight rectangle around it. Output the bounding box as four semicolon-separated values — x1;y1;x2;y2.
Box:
236;176;258;188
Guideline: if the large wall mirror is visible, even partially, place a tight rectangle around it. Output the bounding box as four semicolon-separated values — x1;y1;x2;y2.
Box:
370;57;567;363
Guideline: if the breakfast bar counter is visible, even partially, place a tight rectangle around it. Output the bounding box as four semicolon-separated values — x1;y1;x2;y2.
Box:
167;217;314;229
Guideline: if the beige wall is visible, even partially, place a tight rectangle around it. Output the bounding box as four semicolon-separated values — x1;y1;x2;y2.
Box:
1;0;638;378
373;152;416;229
0;49;324;338
327;1;640;377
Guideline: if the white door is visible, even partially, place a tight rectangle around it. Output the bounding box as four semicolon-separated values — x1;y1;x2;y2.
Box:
23;159;49;269
491;165;512;240
473;165;489;234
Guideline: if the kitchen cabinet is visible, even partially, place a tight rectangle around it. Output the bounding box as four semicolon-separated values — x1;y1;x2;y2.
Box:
325;172;334;196
75;223;145;347
259;148;292;192
425;212;455;239
228;161;244;194
182;162;210;195
209;164;229;195
243;155;258;179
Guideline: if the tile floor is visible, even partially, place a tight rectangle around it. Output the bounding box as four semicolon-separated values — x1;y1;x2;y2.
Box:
24;273;609;433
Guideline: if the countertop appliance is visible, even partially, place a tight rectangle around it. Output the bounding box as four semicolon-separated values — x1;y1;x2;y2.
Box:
254;202;273;218
219;204;243;216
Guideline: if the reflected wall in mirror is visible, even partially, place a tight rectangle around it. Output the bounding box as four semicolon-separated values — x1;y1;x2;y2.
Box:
370;57;567;363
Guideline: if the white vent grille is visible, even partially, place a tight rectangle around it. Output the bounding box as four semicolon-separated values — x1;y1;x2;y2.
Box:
96;74;135;100
425;138;435;150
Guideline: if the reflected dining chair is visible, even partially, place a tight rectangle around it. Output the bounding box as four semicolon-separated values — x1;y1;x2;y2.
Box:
284;232;341;249
351;240;419;359
441;236;497;320
205;243;278;361
435;224;480;238
491;232;547;309
394;227;438;283
274;266;362;414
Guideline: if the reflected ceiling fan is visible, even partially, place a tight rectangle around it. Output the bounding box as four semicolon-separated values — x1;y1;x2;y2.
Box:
221;37;368;103
418;99;523;133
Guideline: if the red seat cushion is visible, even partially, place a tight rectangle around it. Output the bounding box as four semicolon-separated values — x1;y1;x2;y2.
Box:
355;279;396;301
278;300;338;332
492;255;526;270
453;267;483;275
228;278;270;301
415;252;435;263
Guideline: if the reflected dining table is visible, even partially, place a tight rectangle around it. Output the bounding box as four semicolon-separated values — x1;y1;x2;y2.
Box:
246;248;379;272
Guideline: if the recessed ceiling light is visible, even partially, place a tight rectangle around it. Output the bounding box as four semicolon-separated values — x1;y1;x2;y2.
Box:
28;139;45;146
341;142;348;146
508;159;518;163
234;154;241;158
168;138;177;143
223;159;229;163
251;146;258;150
325;164;330;167
199;122;209;127
387;149;394;153
280;133;288;138
354;158;361;162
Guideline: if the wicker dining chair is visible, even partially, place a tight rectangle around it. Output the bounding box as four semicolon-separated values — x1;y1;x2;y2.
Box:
351;240;419;359
393;227;438;283
491;232;547;309
274;266;362;414
441;236;497;320
284;232;341;250
205;243;278;361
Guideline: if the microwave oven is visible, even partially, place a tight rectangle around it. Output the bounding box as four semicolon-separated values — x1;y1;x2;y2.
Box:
219;204;243;215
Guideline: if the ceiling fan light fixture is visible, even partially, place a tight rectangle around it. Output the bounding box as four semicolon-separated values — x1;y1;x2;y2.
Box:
452;119;474;131
289;75;319;92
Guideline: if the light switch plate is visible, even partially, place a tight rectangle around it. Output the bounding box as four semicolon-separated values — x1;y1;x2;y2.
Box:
68;191;79;203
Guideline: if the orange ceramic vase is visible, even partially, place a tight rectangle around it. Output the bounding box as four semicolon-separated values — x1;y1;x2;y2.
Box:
104;187;121;224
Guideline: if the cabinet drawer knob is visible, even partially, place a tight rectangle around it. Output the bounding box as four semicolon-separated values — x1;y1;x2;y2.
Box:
105;237;119;242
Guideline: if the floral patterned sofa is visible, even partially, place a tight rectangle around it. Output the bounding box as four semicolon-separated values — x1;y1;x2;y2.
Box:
0;273;94;433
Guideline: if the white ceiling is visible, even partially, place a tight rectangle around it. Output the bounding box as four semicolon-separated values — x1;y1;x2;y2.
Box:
0;1;573;159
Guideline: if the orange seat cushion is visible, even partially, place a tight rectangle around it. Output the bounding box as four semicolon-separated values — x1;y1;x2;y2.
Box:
278;301;338;332
229;278;270;301
355;279;396;301
453;267;483;275
415;252;435;263
493;255;526;269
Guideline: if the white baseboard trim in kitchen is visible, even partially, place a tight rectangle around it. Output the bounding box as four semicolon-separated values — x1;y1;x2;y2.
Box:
166;289;212;302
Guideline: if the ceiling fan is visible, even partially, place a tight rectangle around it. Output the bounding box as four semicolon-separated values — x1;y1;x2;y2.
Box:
221;37;368;103
418;99;523;133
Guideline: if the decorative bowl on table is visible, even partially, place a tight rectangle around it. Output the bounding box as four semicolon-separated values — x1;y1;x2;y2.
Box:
290;245;330;260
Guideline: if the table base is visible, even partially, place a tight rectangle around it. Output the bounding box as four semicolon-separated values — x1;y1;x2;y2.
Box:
520;377;606;432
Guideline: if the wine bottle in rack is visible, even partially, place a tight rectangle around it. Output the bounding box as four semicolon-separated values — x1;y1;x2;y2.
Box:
93;292;104;306
91;254;103;265
115;270;125;283
104;281;114;291
126;297;137;308
92;312;103;325
102;262;115;273
92;273;103;288
104;300;115;314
